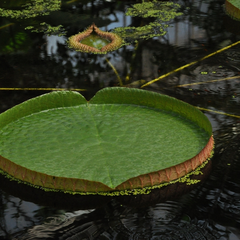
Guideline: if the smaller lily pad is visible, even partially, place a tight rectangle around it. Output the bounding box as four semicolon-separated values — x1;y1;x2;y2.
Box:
0;87;214;196
67;23;123;54
225;0;240;20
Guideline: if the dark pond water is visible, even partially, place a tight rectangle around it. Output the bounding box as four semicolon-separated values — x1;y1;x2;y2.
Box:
1;0;240;239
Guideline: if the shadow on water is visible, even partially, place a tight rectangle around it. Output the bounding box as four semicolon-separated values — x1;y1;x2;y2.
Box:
0;0;240;239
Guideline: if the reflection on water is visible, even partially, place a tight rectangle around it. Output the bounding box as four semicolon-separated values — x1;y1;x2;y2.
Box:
0;0;240;239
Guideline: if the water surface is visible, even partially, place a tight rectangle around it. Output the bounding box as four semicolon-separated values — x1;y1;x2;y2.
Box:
0;0;240;239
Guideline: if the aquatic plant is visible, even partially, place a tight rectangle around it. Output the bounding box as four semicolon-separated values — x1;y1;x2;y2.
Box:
25;22;67;36
224;0;240;21
0;88;213;197
68;23;123;54
113;1;182;41
0;0;65;37
0;0;61;19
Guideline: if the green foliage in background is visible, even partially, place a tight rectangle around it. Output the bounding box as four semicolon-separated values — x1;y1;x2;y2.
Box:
0;0;65;36
0;31;30;53
127;1;180;18
113;0;182;41
0;0;61;19
25;22;67;36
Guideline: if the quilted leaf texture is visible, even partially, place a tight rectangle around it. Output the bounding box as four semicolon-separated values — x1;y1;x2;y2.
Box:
0;88;213;195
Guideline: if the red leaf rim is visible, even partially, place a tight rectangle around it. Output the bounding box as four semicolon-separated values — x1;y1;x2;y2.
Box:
0;135;214;194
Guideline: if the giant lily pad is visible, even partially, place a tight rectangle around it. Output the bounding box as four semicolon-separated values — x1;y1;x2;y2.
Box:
0;88;214;196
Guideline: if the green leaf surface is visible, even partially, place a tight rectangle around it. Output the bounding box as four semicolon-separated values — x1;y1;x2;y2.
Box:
0;88;212;189
80;33;110;50
228;0;240;8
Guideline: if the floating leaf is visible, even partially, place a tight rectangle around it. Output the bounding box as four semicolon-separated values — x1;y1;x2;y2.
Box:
0;88;213;196
113;1;182;41
25;22;67;36
68;23;123;54
225;0;240;21
0;0;61;19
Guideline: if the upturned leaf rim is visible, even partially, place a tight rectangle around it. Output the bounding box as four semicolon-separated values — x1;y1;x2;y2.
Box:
0;87;214;195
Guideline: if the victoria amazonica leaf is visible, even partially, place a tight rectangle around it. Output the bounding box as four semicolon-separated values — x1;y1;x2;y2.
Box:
225;0;240;20
0;88;214;195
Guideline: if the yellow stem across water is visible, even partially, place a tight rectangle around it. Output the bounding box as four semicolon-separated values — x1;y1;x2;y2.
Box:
0;23;14;30
105;58;123;86
0;87;87;91
141;40;240;88
196;107;240;119
174;76;240;88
